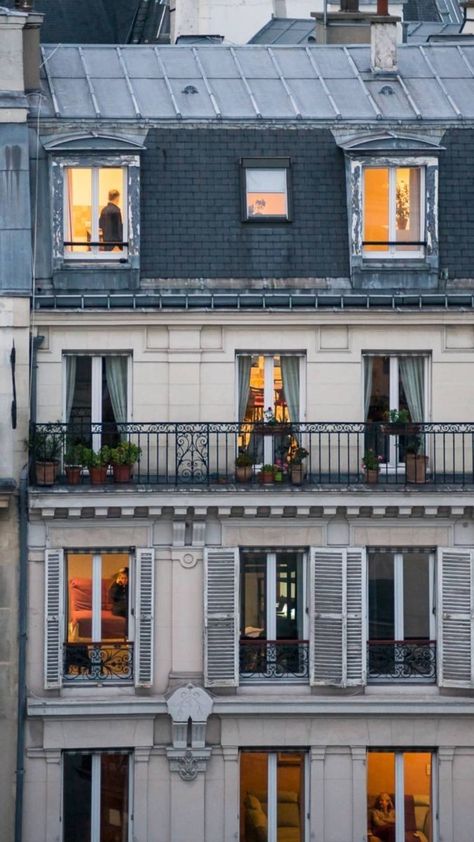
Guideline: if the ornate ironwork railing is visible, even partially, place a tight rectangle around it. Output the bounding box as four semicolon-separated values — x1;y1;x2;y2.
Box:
367;639;436;682
239;639;309;680
63;642;134;682
29;420;474;487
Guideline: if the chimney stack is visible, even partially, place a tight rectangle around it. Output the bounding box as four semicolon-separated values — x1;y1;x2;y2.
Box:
370;0;399;73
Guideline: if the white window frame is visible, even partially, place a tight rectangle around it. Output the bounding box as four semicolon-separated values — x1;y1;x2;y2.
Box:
362;165;425;259
363;353;430;470
368;750;437;842
367;549;435;644
63;165;128;261
240;751;309;842
67;551;135;644
61;751;133;842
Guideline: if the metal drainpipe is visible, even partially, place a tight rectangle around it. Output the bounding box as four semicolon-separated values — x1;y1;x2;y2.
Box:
14;466;28;842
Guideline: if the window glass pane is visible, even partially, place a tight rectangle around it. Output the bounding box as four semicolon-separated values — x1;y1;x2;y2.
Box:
67;553;94;644
63;753;92;842
395;168;421;251
102;357;127;447
240;752;268;842
98;168;124;252
69;356;92;441
102;553;130;642
364;168;389;251
367;753;396;840
65;168;92;253
276;553;301;640
246;168;288;218
404;752;432;842
277;752;304;842
100;754;129;842
403;553;430;639
241;554;266;639
368;552;394;640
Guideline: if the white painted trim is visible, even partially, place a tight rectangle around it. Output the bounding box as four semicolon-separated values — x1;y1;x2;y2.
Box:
362;164;425;260
267;552;277;640
267;753;277;842
92;553;102;641
394;552;403;640
91;754;101;842
395;752;405;842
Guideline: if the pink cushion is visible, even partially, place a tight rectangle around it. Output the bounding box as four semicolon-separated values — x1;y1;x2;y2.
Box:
70;578;92;612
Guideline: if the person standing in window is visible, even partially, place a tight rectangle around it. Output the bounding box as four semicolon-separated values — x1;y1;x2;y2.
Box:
109;567;128;618
99;189;123;251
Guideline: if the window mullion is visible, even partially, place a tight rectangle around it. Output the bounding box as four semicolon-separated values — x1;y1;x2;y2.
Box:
394;553;404;640
268;753;277;842
91;754;101;842
92;554;102;642
389;168;396;256
264;356;274;464
395;753;405;842
91;356;103;451
91;168;99;255
267;553;277;640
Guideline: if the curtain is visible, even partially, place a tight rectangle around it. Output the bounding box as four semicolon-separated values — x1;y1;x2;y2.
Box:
280;356;300;422
399;357;424;422
238;356;252;422
364;356;373;420
65;356;77;422
105;356;128;426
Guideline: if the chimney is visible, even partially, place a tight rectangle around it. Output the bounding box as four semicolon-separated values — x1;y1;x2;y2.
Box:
460;0;474;33
22;7;44;92
370;0;399;73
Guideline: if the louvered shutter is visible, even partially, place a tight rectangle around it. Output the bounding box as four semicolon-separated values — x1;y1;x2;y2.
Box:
309;547;366;688
44;549;64;689
438;548;474;688
204;547;239;688
135;548;155;688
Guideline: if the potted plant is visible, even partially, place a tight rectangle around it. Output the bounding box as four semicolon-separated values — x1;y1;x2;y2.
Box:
254;408;292;436
362;449;383;484
273;458;286;483
109;441;141;483
260;464;275;485
288;446;309;486
81;445;111;485
235;448;254;483
30;427;62;486
64;442;85;485
405;433;428;484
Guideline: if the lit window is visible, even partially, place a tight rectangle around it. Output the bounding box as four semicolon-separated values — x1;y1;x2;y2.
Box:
64;166;127;258
240;751;306;842
367;751;434;842
363;166;424;257
63;751;130;842
241;158;291;221
64;354;129;450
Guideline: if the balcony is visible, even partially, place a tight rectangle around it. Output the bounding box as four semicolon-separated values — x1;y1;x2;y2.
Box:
367;639;436;683
63;642;134;682
29;421;474;489
239;639;309;681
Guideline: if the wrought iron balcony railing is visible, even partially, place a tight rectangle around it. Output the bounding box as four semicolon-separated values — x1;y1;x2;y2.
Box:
29;421;474;487
367;639;436;683
63;642;133;682
239;639;309;680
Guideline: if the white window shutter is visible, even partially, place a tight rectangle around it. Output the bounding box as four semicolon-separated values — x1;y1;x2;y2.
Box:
44;549;64;689
135;548;155;688
309;547;366;688
204;547;239;688
438;548;474;688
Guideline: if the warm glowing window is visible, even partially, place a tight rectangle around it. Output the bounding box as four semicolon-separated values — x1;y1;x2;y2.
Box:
63;751;130;842
64;166;127;257
367;751;433;842
363;166;423;257
240;751;305;842
242;158;291;221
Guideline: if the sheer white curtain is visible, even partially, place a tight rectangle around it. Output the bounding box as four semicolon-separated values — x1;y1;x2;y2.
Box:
105;356;128;425
238;356;252;421
280;356;300;422
65;356;77;422
364;356;373;420
399;357;424;422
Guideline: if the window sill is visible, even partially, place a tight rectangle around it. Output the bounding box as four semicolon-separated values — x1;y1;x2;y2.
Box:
242;217;292;224
52;263;139;293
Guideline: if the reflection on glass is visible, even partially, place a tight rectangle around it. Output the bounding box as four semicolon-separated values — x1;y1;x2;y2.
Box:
64;753;92;842
403;554;430;639
64;167;125;255
364;168;389;252
67;552;130;644
277;752;304;842
241;554;266;639
367;752;396;842
240;752;268;842
246;169;288;218
395;168;421;251
100;754;129;842
368;552;395;642
276;554;301;641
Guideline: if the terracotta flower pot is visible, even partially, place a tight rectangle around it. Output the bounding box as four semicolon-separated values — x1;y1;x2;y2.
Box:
365;468;379;484
90;466;108;485
112;464;133;483
290;465;305;486
235;465;252;483
35;461;56;486
65;466;81;485
406;453;428;484
261;470;274;485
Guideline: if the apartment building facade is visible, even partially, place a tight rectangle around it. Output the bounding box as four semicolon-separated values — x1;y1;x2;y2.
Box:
19;26;474;842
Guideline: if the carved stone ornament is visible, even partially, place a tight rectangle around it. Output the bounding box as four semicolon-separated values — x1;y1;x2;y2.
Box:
178;750;198;782
166;684;214;779
167;683;213;725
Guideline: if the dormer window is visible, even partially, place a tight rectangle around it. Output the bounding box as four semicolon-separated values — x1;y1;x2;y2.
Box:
64;166;128;259
363;166;424;258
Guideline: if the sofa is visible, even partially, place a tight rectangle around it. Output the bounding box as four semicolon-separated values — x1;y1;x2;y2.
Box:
244;790;301;842
368;794;431;842
68;577;127;639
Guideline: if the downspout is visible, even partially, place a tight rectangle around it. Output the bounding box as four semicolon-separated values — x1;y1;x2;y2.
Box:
14;467;28;842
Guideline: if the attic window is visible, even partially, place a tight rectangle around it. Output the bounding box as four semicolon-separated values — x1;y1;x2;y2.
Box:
363;166;424;258
241;158;292;222
64;166;128;259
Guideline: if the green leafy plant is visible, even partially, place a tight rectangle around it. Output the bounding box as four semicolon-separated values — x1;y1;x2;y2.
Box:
385;408;410;425
64;441;86;466
110;441;141;466
289;446;309;465
29;427;62;462
261;464;275;472
235;448;255;467
405;433;422;455
362;449;383;470
81;445;111;469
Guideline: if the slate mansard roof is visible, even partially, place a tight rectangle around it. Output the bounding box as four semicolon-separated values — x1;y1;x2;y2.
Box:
37;43;474;123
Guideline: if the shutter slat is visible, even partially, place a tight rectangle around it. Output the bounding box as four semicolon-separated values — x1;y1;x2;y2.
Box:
439;548;473;688
204;547;239;688
44;549;64;689
135;548;155;688
346;549;366;685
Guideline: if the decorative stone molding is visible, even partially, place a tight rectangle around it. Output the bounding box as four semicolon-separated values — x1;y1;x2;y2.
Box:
171;549;201;569
166;683;213;780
